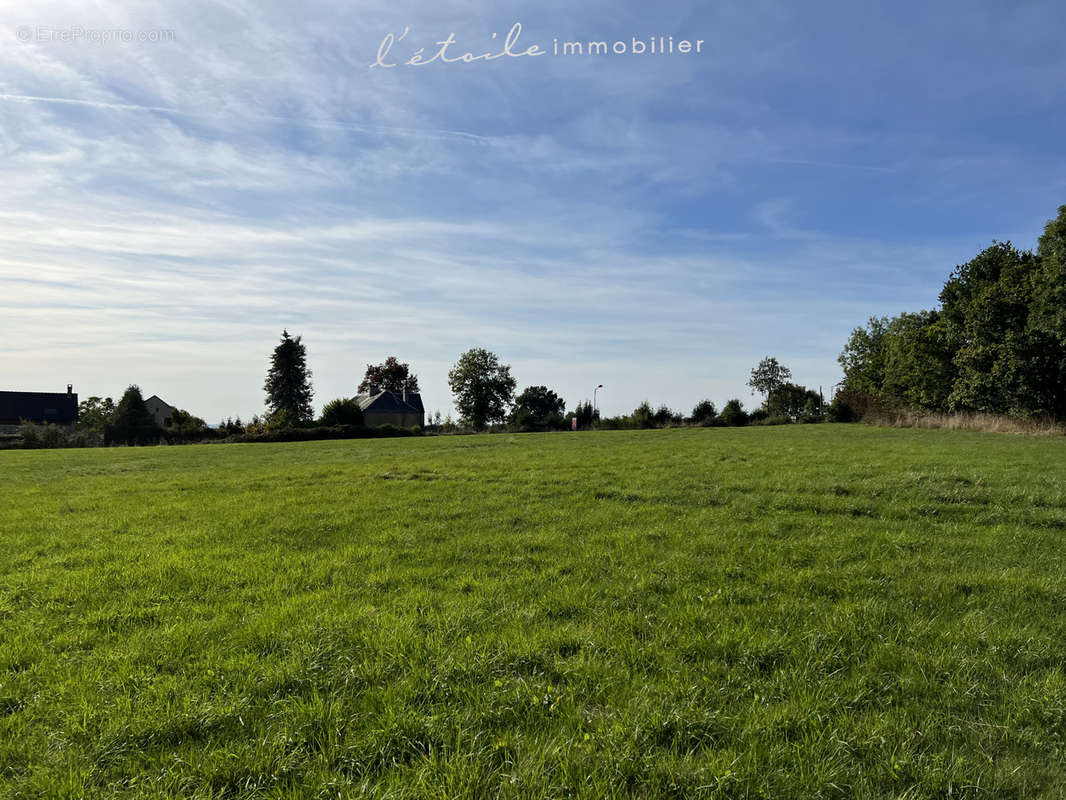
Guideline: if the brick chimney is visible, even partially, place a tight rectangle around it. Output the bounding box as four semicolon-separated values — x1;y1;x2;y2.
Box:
67;384;73;395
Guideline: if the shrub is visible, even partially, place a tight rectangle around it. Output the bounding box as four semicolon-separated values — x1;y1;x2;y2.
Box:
319;398;364;427
16;422;110;449
752;414;791;426
231;424;419;444
718;399;749;427
265;409;302;431
827;387;892;422
161;427;225;445
17;422;72;449
631;402;654;429
569;401;597;431
68;429;105;448
652;405;683;427
690;400;717;426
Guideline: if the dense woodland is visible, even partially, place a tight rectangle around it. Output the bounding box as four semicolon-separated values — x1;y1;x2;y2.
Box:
836;205;1066;421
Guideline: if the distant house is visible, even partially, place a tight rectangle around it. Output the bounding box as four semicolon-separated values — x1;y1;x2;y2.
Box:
356;388;424;429
0;386;78;433
144;395;177;428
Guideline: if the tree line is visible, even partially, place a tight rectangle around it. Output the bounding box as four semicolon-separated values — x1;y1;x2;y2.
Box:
15;386;210;449
26;199;1063;452
9;329;834;448
836;205;1066;421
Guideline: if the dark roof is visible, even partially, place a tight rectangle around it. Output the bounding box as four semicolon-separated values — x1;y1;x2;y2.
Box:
145;395;176;412
356;390;423;415
0;391;78;424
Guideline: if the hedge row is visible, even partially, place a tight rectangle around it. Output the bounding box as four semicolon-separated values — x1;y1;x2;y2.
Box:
222;424;420;443
3;422;422;449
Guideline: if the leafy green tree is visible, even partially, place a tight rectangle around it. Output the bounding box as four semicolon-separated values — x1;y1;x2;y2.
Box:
108;385;159;445
1029;205;1066;418
510;386;566;431
77;396;115;432
1038;205;1066;265
881;311;955;411
801;391;826;421
939;241;1027;334
447;348;516;431
170;408;208;432
839;312;954;412
569;401;599;430
690;399;717;426
766;383;825;420
837;207;1066;422
941;242;1046;415
320;398;364;427
630;401;654;429
766;383;808;418
828;390;862;422
358;357;419;395
748;357;792;404
219;418;245;435
838;317;889;397
264;330;314;426
839;245;1050;417
652;405;680;427
718;398;749;427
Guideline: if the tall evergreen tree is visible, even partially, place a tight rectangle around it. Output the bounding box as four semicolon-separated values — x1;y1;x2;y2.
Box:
108;385;159;445
264;330;314;426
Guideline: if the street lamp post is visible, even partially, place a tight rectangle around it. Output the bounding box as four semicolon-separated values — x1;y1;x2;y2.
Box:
593;384;603;421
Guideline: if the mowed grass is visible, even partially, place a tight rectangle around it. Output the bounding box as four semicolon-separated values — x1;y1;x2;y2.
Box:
2;427;1066;799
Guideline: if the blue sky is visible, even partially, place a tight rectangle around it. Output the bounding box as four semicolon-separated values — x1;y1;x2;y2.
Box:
1;0;1064;421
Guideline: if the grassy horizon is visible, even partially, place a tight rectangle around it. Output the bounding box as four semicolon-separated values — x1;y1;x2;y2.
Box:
2;426;1066;798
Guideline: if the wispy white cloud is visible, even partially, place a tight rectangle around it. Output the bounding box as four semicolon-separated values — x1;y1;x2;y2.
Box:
0;92;501;144
0;196;965;419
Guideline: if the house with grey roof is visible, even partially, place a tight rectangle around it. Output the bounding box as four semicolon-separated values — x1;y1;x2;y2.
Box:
0;386;78;434
144;395;177;428
356;388;424;429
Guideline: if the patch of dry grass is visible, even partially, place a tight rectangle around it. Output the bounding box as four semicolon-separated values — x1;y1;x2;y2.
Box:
864;410;1065;435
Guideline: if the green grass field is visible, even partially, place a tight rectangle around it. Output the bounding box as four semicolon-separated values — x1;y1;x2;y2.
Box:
2;426;1066;799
